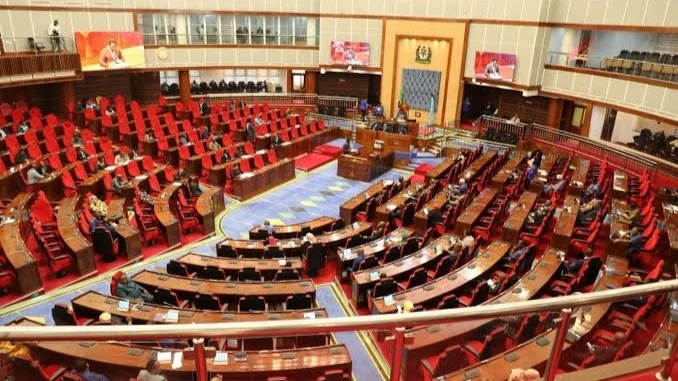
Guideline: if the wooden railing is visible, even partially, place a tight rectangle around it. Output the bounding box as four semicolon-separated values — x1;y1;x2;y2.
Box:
0;53;83;88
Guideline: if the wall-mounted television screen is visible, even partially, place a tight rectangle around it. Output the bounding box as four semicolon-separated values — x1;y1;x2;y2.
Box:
473;51;517;82
330;41;370;66
75;31;145;71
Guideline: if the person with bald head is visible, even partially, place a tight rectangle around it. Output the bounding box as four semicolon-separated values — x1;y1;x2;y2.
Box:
116;273;153;302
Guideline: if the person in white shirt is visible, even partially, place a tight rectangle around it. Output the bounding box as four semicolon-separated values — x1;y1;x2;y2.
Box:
48;20;62;52
254;113;264;126
137;360;167;381
0;128;6;139
27;163;46;185
114;151;130;165
460;230;475;249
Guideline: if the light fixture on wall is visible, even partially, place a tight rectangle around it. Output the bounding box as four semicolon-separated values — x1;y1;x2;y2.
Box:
347;65;353;72
320;68;326;74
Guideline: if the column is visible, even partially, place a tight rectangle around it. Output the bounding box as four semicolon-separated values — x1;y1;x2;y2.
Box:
179;70;191;104
305;71;318;94
286;69;294;93
580;102;593;137
546;98;563;128
58;81;75;116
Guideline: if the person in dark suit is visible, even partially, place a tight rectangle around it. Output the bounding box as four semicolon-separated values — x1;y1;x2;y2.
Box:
246;120;256;143
271;133;282;148
230;163;242;178
235;146;244;158
200;99;210;116
76;147;89;161
342;138;352;155
14;149;28;165
427;208;443;227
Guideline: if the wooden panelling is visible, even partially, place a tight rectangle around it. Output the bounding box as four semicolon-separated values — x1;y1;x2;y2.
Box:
0;82;72;115
0;53;82;89
318;72;370;99
74;73;133;104
463;83;550;125
130;72;161;105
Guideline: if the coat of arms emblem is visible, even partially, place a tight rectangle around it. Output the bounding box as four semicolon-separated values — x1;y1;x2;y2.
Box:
415;46;432;64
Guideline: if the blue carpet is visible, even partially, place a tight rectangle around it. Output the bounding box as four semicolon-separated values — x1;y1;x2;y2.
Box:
316;285;387;381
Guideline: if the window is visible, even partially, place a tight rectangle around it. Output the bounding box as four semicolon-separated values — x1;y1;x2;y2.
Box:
264;17;278;45
138;14;155;45
159;71;179;85
293;17;307;45
189;14;205;44
236;16;250;44
220;15;235;44
279;17;293;45
292;70;305;92
250;16;264;44
153;14;168;45
205;15;219;44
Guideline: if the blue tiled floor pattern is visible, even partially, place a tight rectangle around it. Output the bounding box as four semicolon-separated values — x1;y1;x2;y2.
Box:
0;154;401;381
220;160;405;239
316;286;386;381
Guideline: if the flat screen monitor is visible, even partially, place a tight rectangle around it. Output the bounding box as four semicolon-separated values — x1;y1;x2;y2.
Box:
473;51;517;82
330;41;370;66
75;31;145;71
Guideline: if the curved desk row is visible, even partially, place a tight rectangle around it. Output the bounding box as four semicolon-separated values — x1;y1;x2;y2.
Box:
455;187;500;235
17;318;351;381
154;182;184;247
442;255;628;381
567;158;591;197
57;196;97;276
491;151;527;189
370;241;511;314
502;191;539;244
375;183;425;224
195;185;225;236
248;216;336;240
552;195;580;252
351;234;456;307
0;193;41;295
177;253;303;280
340;180;393;224
336;228;415;280
107;198;143;261
233;158;295;201
459;151;498;183
132;270;316;305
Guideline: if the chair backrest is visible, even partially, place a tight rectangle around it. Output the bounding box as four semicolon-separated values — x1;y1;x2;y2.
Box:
92;227;115;256
195;293;221;311
286;294;312;310
51;304;76;325
239;295;266;312
238;267;262;282
435;345;468;376
373;278;397;298
154;288;178;306
166;260;188;277
200;265;225;280
407;268;428;288
438;295;459;309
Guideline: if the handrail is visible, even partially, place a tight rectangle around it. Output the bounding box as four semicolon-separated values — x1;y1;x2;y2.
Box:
2;279;676;341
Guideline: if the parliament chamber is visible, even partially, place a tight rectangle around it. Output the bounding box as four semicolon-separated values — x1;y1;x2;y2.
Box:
0;2;678;381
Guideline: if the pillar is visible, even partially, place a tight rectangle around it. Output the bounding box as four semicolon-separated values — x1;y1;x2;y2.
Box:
580;102;593;137
305;71;317;94
179;70;191;104
58;81;76;117
546;98;564;129
286;69;294;93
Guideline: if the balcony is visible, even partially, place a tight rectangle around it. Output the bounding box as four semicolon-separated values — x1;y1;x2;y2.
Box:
0;52;83;88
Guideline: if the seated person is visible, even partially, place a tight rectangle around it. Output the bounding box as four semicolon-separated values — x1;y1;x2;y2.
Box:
254;113;265;126
199;126;210;140
577;198;602;224
179;134;190;146
342;138;352;155
350;249;367;273
363;221;385;241
26;162;46;184
72;133;83;146
221;149;231;162
38;161;51;176
96;157;107;171
105;106;116;116
116;273;153;302
138;359;167;381
618;203;641;226
626;226;643;258
114;151;130;165
89;195;108;219
230;162;242;178
234;146;245;158
508;369;540;381
76;147;89;161
460;230;475;249
427;208;444;227
524;164;538;186
449;242;463;263
174;168;190;181
506;239;529;262
17;122;29;134
74;359;110;381
561;248;592;277
89;215;117;235
582;182;602;203
449;178;469;196
389;199;414;221
261;220;274;235
526;201;551;226
111;174;127;194
188;176;202;197
144;129;155;142
208;138;221;151
572;332;626;366
271;133;282;148
14;149;28;165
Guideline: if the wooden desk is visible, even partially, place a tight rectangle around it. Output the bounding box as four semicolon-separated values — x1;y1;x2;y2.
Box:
355;128;414;153
336;228;415;279
529;154;559;193
337;151;394;182
609;198;630;257
425;157;457;183
248;216;335;240
413;192;448;235
553;195;580;251
612;170;629;199
0;165;27;200
17;319;351;381
233;158;295;200
177;253;303;280
340;181;391;224
72;291;327;323
107;198;142;261
57;196;97;276
402;247;564;369
133;270;316;304
375;183;423;223
154;182;183;247
0;193;42;295
459;151;498;183
442;255;627;381
370;241;510;314
316;221;372;247
491;152;526;189
217;238;304;258
350;234;455;306
502;191;539;244
568;158;590;197
455;187;499;235
196;186;225;236
78;171;106;200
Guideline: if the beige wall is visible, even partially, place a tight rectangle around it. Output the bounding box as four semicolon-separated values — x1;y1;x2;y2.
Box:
541;68;678;122
464;24;551;86
319;18;382;68
144;47;319;68
546;0;678;27
381;19;466;126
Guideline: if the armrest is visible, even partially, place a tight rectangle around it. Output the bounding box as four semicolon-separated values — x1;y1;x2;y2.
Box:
419;359;435;376
461;343;481;358
396;282;406;291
